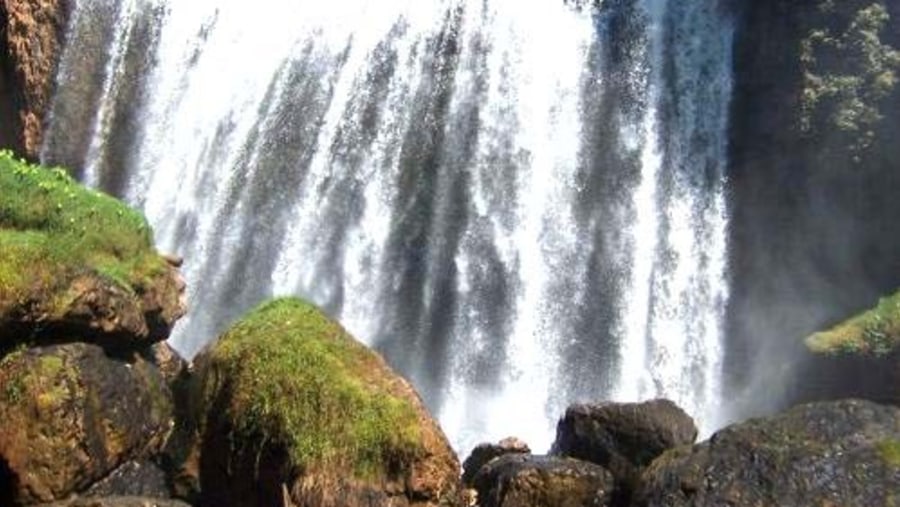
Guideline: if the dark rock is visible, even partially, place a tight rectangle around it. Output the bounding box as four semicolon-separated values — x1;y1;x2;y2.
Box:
633;399;900;506
471;454;615;507
551;399;696;493
462;436;531;486
40;497;191;507
0;343;173;505
84;460;171;499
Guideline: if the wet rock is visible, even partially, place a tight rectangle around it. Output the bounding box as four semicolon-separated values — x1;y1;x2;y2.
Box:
471;454;615;507
633;399;900;506
0;343;173;505
551;399;696;493
461;436;531;486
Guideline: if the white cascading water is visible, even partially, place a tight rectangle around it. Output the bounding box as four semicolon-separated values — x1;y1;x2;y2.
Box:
42;0;734;453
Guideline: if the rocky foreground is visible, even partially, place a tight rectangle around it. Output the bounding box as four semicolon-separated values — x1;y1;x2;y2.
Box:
1;153;899;506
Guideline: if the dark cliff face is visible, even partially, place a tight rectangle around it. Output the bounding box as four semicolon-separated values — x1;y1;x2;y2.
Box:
726;0;900;415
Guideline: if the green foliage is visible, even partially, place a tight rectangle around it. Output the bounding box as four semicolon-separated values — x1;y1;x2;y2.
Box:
806;289;900;357
800;2;900;153
0;150;165;307
204;297;423;478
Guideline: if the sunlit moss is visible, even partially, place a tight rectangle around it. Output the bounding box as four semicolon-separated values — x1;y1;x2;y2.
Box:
0;150;167;323
806;290;900;356
200;297;423;478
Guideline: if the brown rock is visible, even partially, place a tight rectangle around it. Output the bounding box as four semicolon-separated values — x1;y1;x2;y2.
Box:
0;0;69;158
0;343;173;505
0;261;187;352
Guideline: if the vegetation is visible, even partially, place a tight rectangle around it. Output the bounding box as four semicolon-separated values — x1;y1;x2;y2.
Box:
0;345;77;411
0;150;166;312
805;290;900;357
877;439;900;468
201;297;423;477
800;2;900;154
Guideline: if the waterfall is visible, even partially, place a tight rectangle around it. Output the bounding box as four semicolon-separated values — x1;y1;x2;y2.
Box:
42;0;734;453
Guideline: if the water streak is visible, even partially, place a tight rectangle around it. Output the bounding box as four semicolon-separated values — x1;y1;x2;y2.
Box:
43;0;735;453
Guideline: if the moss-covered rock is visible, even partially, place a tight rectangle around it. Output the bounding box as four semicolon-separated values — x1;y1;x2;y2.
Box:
180;297;461;507
0;151;186;351
0;342;173;505
806;289;900;357
633;400;900;506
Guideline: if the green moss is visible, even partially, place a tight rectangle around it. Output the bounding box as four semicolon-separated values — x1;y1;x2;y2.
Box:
0;150;166;311
0;346;77;410
806;289;900;356
204;297;423;478
877;439;900;467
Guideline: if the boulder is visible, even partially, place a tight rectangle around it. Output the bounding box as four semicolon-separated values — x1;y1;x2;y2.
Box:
0;154;186;352
0;343;173;505
462;437;531;486
180;297;462;507
471;454;615;507
551;399;696;491
633;399;900;506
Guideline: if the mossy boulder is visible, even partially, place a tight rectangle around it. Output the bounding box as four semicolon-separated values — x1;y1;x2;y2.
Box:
633;400;900;506
0;151;186;351
0;343;173;505
470;454;615;507
182;297;461;507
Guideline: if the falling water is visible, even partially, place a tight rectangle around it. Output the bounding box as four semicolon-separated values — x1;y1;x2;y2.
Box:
42;0;734;453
